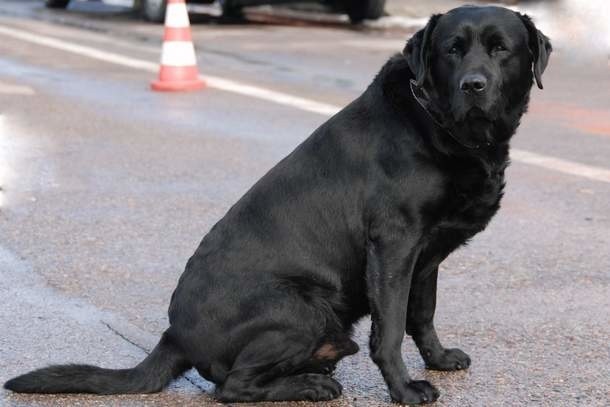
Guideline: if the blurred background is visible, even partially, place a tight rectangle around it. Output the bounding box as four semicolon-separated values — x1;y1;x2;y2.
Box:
0;0;608;406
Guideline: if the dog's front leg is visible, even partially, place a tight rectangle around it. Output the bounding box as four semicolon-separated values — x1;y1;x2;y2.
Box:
366;234;440;405
406;265;471;371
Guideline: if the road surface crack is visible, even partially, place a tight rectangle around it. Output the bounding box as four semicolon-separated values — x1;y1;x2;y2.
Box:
101;321;208;393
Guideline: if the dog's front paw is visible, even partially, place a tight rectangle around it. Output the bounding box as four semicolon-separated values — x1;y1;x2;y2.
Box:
390;380;440;405
424;348;471;371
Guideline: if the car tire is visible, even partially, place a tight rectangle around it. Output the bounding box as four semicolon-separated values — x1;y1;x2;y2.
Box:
345;0;385;23
45;0;71;8
141;0;167;23
219;0;243;19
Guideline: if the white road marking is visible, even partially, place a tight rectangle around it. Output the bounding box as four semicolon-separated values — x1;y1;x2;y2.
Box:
0;25;159;71
0;25;340;116
511;149;610;184
365;15;429;30
341;39;406;51
0;24;608;183
0;81;35;95
204;76;340;116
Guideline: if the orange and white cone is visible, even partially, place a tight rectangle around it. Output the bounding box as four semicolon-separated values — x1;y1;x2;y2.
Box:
151;0;205;92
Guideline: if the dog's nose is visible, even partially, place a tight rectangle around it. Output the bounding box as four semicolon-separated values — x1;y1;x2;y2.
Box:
460;74;487;93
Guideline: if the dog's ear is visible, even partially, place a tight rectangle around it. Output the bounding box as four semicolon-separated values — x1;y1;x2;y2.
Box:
403;14;442;87
518;13;552;89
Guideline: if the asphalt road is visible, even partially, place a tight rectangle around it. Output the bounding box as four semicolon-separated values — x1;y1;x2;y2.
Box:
0;0;609;406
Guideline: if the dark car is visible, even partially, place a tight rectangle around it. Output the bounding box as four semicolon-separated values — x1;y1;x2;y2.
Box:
45;0;386;23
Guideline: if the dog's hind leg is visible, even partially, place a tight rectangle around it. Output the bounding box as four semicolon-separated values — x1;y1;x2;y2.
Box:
215;331;353;402
296;335;359;375
218;372;342;402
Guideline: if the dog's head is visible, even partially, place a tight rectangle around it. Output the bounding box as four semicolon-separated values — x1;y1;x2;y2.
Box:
404;6;552;148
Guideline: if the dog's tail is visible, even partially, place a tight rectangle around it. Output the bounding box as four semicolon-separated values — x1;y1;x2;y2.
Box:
4;332;190;394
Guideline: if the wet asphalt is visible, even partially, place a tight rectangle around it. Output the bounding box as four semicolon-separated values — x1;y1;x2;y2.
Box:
0;0;609;406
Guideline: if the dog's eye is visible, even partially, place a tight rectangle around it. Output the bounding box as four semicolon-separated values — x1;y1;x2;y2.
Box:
448;46;460;55
491;44;507;54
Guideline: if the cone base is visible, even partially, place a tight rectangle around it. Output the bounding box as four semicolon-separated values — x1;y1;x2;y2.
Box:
151;77;206;92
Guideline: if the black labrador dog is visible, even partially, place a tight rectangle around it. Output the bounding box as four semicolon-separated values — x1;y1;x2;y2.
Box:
5;5;551;405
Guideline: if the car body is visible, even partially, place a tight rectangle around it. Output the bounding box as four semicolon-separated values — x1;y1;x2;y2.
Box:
45;0;386;23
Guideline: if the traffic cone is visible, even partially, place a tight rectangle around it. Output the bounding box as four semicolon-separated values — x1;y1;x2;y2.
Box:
151;0;205;92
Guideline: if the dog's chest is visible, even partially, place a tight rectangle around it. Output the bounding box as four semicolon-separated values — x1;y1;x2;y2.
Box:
425;164;505;249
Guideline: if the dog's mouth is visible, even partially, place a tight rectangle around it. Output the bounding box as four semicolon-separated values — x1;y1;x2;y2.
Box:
446;107;495;148
466;107;491;120
458;107;493;124
467;108;495;132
